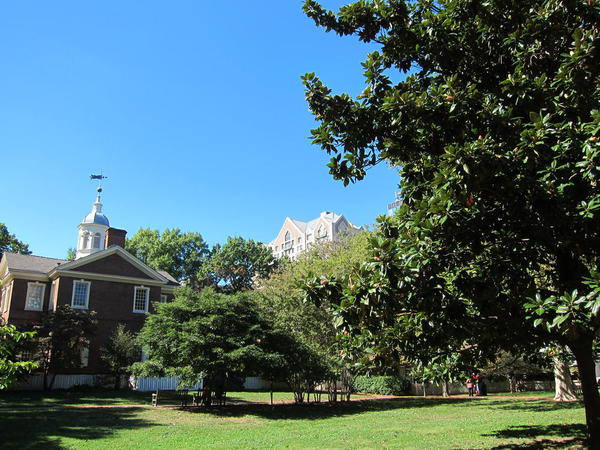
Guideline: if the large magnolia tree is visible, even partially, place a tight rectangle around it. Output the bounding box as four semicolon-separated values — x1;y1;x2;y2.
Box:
302;0;599;445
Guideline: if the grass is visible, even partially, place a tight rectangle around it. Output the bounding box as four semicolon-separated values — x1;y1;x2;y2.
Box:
0;391;586;449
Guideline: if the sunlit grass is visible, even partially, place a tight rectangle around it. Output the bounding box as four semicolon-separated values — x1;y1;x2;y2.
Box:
0;391;586;448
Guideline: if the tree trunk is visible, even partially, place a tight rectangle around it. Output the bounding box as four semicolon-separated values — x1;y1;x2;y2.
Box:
422;380;427;397
568;340;600;449
507;375;516;393
441;380;450;397
48;373;57;391
270;380;273;406
552;355;578;402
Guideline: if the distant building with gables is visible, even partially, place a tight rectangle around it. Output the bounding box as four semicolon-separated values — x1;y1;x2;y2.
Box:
267;211;361;260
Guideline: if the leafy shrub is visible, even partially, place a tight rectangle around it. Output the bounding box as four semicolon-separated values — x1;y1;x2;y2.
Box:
353;375;411;395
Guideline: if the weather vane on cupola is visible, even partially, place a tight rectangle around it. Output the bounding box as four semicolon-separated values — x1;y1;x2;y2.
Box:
90;172;108;194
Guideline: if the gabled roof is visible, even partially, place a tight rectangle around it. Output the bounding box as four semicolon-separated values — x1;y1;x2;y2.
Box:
52;246;169;283
268;211;361;246
289;219;307;233
1;247;180;289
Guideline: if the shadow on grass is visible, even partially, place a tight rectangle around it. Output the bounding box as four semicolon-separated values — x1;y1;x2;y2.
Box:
487;398;584;413
1;407;155;449
0;390;150;408
486;423;587;449
179;397;473;421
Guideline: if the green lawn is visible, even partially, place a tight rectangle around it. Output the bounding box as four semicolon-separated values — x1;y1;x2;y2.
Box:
0;391;586;449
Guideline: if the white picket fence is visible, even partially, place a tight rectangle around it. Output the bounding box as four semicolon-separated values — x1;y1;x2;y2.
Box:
11;374;99;391
133;376;203;392
10;374;272;392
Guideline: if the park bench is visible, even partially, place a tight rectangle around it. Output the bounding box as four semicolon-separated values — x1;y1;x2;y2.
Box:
151;390;191;407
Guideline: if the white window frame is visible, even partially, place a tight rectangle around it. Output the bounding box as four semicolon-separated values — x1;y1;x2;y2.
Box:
160;294;167;303
82;232;90;249
25;282;46;311
133;286;150;313
71;280;91;310
92;232;101;249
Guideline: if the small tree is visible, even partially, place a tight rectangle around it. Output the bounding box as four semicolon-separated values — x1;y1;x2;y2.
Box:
101;324;140;390
66;248;76;261
134;288;296;396
34;306;97;390
0;323;37;389
482;351;550;394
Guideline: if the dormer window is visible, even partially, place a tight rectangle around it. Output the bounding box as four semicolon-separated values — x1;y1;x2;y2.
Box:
317;225;328;240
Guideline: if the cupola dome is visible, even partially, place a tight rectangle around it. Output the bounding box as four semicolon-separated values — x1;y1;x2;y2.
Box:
75;187;110;259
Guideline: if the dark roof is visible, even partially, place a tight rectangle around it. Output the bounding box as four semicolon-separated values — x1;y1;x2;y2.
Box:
157;270;179;286
4;252;66;273
3;251;180;287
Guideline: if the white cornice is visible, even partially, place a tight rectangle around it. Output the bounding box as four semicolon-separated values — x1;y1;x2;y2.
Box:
3;270;49;282
51;270;166;286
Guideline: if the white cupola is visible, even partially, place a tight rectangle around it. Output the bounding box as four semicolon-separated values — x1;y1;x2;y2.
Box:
75;187;110;259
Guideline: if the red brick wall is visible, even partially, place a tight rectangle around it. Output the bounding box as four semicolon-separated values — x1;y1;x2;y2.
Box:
6;273;170;374
74;254;154;280
55;276;161;372
6;278;52;323
105;228;127;248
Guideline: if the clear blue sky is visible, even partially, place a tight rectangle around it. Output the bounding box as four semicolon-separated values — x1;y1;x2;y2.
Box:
0;1;400;259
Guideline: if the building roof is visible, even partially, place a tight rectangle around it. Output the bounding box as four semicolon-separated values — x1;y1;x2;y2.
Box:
157;270;179;286
82;211;110;226
81;190;110;227
2;249;180;289
3;252;67;273
269;211;360;246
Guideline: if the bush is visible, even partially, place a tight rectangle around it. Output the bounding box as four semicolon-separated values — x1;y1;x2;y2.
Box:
353;375;411;395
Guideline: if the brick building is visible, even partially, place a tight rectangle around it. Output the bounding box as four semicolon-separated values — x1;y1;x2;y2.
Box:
0;187;179;377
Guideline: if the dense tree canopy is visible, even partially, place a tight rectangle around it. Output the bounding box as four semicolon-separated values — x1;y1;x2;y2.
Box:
302;0;599;443
134;288;294;390
0;223;30;259
256;232;386;377
126;228;210;283
200;237;278;294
